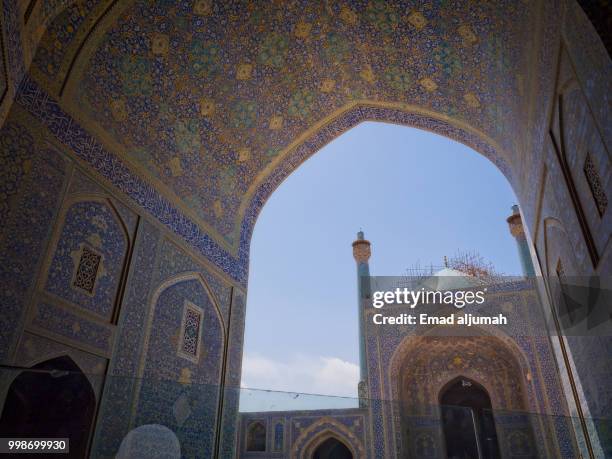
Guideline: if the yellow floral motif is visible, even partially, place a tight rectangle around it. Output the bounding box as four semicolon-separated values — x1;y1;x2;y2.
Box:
169;157;183;177
200;98;215;116
213;200;224;218
151;33;169;55
87;232;103;247
72;322;81;333
339;6;358;25
407;11;427;30
360;65;375;83
179;368;192;384
457;25;478;45
110;98;128;122
464;92;481;108
320;79;335;93
419;77;437;92
452;356;463;366
269;116;283;130
193;0;212;16
236;63;253;80
237;148;251;163
294;21;312;39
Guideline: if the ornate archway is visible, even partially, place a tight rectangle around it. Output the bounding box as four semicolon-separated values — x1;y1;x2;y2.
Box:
389;334;537;458
292;417;363;459
245;421;266;452
22;0;535;284
312;436;353;459
440;376;501;459
0;356;96;459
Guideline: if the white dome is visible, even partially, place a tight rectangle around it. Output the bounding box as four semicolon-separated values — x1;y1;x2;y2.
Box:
419;268;484;290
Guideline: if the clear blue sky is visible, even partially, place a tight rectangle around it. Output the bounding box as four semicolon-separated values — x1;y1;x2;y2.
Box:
240;122;521;404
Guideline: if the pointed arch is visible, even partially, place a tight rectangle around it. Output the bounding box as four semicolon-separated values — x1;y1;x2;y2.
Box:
131;271;227;430
311;436;353;459
8;349;102;400
439;375;501;459
388;331;537;458
291;416;363;459
438;375;492;406
0;355;96;459
40;193;132;321
136;270;227;377
388;327;535;410
245;420;266;452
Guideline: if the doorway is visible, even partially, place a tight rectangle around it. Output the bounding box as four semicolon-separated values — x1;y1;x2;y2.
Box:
440;377;501;459
312;437;353;459
0;356;96;458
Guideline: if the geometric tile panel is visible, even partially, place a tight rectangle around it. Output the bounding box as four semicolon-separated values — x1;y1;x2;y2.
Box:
73;246;102;294
178;301;203;362
44;200;128;320
135;277;224;458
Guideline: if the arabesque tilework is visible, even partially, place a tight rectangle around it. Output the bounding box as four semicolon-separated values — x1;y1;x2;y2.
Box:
37;0;532;254
0;0;609;457
44;200;128;320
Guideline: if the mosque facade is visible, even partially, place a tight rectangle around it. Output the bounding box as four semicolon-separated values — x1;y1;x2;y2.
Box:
0;1;610;458
236;210;580;458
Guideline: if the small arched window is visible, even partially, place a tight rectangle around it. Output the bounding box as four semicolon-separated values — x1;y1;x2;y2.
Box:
273;421;284;451
246;421;266;452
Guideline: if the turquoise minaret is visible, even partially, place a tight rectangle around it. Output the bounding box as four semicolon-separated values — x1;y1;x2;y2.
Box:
507;205;536;277
352;231;371;401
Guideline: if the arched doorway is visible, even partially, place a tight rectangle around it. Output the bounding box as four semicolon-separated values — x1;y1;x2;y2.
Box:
246;421;266;452
440;377;501;459
312;437;353;459
0;356;96;458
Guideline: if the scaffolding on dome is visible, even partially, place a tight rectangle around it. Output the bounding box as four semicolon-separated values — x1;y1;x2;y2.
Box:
403;251;504;282
447;250;502;280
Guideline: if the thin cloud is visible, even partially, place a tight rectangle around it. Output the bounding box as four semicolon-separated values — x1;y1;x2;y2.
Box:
241;353;359;398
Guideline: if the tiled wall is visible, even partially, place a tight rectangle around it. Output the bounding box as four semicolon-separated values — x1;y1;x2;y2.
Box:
0;0;609;457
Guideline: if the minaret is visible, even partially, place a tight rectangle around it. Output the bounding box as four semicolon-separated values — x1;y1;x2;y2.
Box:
506;205;535;277
352;231;371;404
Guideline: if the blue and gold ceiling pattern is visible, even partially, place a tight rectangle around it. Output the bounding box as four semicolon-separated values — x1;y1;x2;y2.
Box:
29;0;534;254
